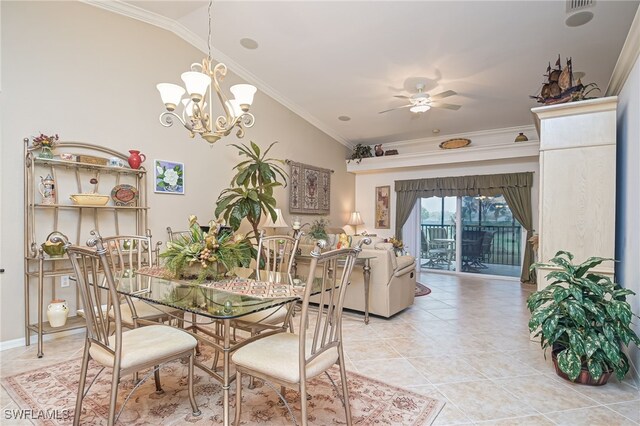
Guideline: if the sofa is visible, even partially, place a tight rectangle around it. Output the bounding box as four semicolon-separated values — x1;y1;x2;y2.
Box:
298;232;416;318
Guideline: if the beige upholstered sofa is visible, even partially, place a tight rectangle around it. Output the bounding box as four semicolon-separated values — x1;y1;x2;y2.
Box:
298;233;416;318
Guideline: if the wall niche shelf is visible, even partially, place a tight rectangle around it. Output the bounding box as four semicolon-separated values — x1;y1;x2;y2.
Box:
24;139;149;357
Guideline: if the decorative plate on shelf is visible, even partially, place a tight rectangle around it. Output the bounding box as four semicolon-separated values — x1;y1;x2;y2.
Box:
439;138;471;150
110;184;138;206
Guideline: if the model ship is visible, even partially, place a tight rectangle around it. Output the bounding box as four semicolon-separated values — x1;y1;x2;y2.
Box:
531;55;599;105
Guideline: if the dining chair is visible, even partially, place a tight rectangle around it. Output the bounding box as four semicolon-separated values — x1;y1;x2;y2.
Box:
56;231;200;426
224;231;301;383
102;234;181;329
166;226;194;243
232;237;370;426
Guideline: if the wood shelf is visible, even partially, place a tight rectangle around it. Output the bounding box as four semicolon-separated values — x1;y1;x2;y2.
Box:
27;316;85;335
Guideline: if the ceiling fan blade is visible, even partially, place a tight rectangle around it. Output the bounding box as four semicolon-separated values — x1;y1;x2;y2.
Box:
393;95;411;99
378;104;412;114
430;102;461;110
430;90;457;100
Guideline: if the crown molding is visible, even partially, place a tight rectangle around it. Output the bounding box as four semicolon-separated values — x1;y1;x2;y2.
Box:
606;5;640;96
81;0;352;148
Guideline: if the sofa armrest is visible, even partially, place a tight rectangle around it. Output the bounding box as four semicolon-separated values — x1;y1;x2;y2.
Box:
394;255;415;277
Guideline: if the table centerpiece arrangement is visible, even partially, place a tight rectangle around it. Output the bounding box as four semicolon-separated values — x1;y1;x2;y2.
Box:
160;215;253;282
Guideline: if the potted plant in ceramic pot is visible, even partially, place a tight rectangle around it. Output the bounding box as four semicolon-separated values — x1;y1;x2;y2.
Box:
527;251;640;385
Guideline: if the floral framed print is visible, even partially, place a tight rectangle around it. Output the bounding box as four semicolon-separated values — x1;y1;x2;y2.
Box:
154;159;184;194
375;185;390;229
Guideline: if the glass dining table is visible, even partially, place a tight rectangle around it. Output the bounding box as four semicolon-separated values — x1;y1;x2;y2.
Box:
98;267;304;426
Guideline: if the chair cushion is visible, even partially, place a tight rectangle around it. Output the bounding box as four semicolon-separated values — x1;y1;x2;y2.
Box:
108;300;180;325
235;306;288;327
89;325;196;370
232;332;338;383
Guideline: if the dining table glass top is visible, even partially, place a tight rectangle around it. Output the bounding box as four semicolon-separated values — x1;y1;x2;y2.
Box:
100;267;303;320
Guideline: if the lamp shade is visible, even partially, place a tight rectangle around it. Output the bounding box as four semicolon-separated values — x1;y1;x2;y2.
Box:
230;84;257;110
157;83;185;111
346;211;364;226
225;99;243;118
262;208;289;228
181;71;211;102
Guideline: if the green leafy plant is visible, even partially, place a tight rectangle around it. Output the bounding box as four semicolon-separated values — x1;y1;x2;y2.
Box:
347;144;372;163
308;218;329;240
527;251;640;382
215;141;287;242
160;215;252;282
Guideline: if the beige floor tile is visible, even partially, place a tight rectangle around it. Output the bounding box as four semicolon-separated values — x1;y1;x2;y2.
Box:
436;380;537;422
475;414;556;425
565;378;640;405
545;405;639;426
460;351;539;379
353;358;431;387
606;400;640;423
407;355;487;384
367;321;427;340
492;374;599;413
1;385;15;408
506;348;556;373
385;337;452;358
342;339;401;361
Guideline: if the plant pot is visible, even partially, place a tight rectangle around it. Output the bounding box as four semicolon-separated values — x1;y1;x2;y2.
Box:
551;347;612;386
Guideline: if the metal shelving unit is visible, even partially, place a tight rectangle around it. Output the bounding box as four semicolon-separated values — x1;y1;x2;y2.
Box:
24;139;148;357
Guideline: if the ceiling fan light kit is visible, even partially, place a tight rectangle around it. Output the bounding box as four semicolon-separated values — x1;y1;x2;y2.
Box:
379;83;460;114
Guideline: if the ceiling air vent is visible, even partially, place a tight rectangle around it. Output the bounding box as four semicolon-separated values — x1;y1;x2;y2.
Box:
565;0;595;27
566;0;595;13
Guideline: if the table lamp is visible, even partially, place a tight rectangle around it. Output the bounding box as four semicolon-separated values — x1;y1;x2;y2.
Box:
262;208;289;234
346;211;364;235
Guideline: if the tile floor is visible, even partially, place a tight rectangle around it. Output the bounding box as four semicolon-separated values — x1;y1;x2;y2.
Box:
1;272;639;425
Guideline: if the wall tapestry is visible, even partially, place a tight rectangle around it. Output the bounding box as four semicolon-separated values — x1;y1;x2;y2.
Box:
289;161;331;214
154;159;184;194
375;185;390;229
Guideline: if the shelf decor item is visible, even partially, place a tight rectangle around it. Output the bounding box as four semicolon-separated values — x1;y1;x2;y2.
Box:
111;184;139;206
160;215;252;282
154;159;184;194
439;138;471;149
32;133;59;159
41;232;66;258
46;299;69;328
530;55;600;105
347;144;373;163
514;132;529;142
38;174;56;205
128;150;146;170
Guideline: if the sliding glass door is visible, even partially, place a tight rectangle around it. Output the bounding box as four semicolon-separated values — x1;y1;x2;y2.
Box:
420;195;522;277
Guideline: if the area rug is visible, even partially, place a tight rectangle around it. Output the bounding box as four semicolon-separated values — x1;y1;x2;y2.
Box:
415;283;432;297
1;348;444;425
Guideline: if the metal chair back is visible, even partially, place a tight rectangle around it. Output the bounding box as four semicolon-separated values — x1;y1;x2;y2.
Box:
256;230;300;275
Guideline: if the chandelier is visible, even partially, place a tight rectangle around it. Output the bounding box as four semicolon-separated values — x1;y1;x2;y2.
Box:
156;1;256;144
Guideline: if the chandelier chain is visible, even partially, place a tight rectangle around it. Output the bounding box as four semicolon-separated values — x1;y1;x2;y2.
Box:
207;0;213;62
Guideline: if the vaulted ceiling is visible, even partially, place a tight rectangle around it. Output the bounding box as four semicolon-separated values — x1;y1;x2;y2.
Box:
118;0;639;147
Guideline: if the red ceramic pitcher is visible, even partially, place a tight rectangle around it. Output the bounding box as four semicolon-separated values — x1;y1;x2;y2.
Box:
127;150;146;169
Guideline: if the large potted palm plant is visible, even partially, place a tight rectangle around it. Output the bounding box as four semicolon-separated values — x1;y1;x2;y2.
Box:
528;251;640;385
215;141;287;243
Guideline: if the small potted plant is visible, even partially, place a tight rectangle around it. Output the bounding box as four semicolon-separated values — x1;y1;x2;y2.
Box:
32;132;59;159
308;218;329;240
527;251;640;385
347;144;373;164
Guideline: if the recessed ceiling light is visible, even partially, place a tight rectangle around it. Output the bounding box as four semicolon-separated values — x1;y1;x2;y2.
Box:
432;129;440;134
240;38;259;50
566;11;594;27
338;116;351;121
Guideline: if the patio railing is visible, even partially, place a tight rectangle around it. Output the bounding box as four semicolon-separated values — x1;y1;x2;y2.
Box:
420;223;522;266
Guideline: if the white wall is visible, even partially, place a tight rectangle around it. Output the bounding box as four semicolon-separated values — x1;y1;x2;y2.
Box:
353;158;539;239
615;54;640;383
0;1;353;343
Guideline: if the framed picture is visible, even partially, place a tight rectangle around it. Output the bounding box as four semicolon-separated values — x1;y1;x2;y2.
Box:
375;185;390;229
154;159;184;194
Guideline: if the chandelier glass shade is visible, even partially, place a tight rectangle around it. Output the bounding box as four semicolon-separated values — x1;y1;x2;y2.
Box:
156;1;257;144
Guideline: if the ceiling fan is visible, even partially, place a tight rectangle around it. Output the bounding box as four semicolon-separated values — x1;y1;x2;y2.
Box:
379;83;461;114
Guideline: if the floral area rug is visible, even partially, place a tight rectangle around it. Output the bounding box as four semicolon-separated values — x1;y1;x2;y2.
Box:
415;283;432;297
2;346;444;425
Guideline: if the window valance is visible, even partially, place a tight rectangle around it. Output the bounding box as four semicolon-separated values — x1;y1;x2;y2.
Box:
394;172;533;198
